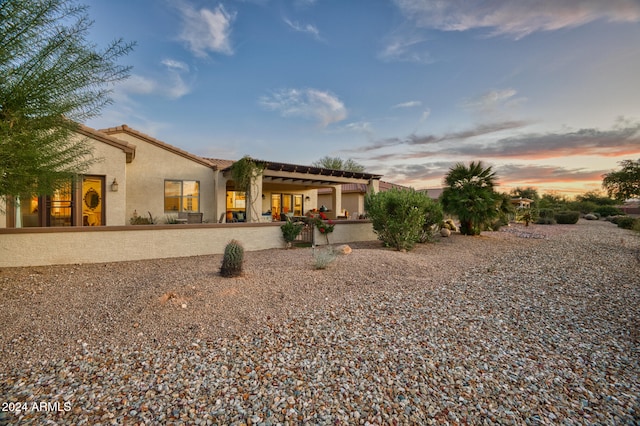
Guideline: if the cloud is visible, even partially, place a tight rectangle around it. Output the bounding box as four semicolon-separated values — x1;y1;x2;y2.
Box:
283;17;321;40
393;0;640;39
477;124;640;159
378;35;433;63
420;109;431;122
110;59;193;102
392;101;422;109
161;59;192;99
259;88;348;126
495;164;608;185
177;2;236;57
462;88;524;112
375;160;610;192
349;120;640;164
345;120;529;153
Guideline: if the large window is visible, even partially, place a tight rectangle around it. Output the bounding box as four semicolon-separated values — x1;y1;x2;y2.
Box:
164;180;200;212
9;175;105;227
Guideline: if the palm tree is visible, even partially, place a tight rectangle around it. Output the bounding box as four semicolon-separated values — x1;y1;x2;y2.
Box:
440;161;500;235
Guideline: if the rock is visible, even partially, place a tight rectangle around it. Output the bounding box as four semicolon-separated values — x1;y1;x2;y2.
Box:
440;228;451;237
584;214;598;220
336;244;352;254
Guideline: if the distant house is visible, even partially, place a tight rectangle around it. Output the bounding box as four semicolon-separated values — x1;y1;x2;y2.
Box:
1;124;382;228
511;197;533;209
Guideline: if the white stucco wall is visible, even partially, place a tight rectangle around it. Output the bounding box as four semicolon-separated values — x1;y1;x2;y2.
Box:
81;134;129;226
108;133;217;224
0;221;376;267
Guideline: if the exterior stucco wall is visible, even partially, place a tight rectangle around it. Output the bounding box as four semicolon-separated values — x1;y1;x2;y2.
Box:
81;134;129;226
109;133;216;224
318;192;363;217
0;221;376;267
0;133;129;228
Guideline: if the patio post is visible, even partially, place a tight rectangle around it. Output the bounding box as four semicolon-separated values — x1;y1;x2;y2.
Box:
246;172;263;223
330;185;342;219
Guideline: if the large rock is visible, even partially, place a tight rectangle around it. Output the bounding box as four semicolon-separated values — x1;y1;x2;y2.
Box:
335;244;352;254
440;228;451;237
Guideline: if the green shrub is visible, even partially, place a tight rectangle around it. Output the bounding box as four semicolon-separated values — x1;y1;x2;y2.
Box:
567;201;598;215
312;247;337;269
616;216;638;230
538;208;556;219
280;220;303;247
554;211;580;224
608;215;626;224
535;217;556;225
365;189;440;251
220;239;244;277
594;205;623;217
418;200;444;243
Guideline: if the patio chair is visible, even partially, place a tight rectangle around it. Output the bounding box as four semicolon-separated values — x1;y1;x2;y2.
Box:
187;212;203;223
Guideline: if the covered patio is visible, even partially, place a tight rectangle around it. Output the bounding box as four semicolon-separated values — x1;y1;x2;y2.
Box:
213;159;382;223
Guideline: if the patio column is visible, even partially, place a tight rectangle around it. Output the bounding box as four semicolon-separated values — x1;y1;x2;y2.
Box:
214;172;228;223
246;172;263;223
367;178;380;194
330;185;342;219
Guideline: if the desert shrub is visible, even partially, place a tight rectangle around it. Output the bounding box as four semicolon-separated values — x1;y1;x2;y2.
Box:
616;216;638;230
608;215;625;224
312;247;338;269
280;220;303;247
418;200;444;243
538;208;555;219
220;240;244;277
536;208;556;224
365;188;438;251
165;215;179;224
554;211;580;224
130;210;155;225
568;201;599;215
536;217;556;225
594;205;623;217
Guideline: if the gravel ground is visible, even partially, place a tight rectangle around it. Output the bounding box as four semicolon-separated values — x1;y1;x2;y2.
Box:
1;219;638;425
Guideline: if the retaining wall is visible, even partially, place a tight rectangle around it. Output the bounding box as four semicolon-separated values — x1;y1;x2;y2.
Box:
0;221;376;268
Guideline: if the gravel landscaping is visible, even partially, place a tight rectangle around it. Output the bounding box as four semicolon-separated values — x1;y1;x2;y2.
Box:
1;219;638;425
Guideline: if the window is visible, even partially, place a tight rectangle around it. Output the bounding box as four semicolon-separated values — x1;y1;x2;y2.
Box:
164;180;200;212
10;175;106;227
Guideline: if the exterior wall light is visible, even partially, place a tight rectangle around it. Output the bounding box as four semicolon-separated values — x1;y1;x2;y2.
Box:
111;178;119;192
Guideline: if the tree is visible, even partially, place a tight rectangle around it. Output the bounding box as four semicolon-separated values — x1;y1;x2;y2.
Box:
575;190;616;206
312;156;365;172
0;0;134;208
602;159;640;201
440;161;500;236
538;192;569;210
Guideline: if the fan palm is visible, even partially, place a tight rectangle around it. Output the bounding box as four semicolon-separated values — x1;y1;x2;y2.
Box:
440;161;500;235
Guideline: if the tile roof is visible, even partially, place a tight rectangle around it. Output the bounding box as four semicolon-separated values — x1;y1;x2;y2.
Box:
76;124;136;163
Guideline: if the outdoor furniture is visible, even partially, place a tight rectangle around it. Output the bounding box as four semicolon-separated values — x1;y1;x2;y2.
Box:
187;212;203;223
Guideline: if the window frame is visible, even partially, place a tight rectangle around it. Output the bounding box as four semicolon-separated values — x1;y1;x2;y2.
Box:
164;179;200;213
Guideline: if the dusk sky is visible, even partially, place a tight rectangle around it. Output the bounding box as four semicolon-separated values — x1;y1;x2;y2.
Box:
84;0;640;196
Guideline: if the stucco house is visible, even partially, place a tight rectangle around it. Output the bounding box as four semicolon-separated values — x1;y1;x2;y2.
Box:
1;124;382;228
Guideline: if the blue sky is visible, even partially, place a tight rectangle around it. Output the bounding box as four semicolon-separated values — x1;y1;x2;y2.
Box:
85;0;640;196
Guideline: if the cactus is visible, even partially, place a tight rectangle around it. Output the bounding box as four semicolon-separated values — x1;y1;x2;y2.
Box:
220;239;244;277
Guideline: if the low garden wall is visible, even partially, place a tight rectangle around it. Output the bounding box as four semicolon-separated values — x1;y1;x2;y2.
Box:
0;221;376;268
